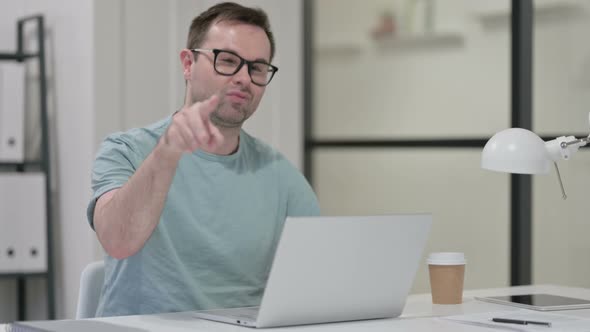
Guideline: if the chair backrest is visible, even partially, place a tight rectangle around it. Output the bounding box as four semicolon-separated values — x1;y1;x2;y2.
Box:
76;260;105;319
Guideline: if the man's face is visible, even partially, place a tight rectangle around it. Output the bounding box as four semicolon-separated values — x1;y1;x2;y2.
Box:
188;21;272;128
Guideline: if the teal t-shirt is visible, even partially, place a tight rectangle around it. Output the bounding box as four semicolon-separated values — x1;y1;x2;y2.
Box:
87;116;320;317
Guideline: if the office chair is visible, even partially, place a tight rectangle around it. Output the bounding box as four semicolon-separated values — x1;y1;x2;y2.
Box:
76;260;105;319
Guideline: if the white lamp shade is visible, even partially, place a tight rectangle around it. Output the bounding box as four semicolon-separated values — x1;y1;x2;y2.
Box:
481;128;551;174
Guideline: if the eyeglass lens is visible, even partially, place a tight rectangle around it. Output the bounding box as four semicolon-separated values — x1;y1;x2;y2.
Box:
214;51;274;85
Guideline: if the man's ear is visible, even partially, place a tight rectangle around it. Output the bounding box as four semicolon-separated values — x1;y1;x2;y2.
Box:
179;49;193;80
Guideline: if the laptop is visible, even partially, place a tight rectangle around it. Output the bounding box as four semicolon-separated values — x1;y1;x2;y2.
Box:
192;214;432;328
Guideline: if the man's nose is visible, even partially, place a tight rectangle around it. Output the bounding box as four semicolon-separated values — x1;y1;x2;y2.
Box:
231;63;250;85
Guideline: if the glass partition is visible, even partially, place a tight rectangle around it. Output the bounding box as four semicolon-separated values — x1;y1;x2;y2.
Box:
313;0;510;140
532;0;590;288
309;0;512;291
313;149;509;292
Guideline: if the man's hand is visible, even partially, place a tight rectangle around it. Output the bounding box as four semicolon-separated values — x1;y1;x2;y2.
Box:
94;95;225;259
162;94;224;155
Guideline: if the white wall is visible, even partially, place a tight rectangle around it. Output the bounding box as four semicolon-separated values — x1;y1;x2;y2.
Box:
95;0;305;169
1;0;305;323
0;0;97;322
1;0;304;322
93;0;305;304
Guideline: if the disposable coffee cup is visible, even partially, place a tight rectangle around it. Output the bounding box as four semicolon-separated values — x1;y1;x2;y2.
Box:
427;252;466;304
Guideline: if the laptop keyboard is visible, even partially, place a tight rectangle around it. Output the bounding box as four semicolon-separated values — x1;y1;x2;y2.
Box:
228;306;260;319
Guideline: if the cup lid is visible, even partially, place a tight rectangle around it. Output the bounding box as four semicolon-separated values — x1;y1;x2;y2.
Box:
427;252;466;265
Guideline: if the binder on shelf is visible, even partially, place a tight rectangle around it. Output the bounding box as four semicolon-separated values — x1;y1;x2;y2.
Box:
1;15;55;319
0;62;26;163
0;173;47;273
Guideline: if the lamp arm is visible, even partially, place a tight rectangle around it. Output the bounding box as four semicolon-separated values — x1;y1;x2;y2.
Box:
553;162;567;200
561;135;590;148
545;135;588;162
544;134;588;200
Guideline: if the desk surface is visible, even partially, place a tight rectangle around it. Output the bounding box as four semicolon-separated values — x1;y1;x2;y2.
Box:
7;285;590;331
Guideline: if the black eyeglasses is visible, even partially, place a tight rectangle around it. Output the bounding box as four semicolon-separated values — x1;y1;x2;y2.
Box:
191;48;278;86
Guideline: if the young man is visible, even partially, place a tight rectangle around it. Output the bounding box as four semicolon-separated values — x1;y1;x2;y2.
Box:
87;2;319;317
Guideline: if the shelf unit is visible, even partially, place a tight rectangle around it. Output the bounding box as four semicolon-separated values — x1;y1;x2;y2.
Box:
314;32;464;57
373;32;464;51
314;43;362;57
0;15;55;320
474;0;583;24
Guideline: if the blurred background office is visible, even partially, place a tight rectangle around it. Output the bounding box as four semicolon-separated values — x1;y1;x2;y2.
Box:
0;0;589;324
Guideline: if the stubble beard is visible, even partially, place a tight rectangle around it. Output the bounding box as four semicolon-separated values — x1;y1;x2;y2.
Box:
210;98;251;129
193;88;254;129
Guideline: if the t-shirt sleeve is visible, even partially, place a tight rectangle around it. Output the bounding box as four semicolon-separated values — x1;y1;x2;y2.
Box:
282;159;321;217
86;134;141;230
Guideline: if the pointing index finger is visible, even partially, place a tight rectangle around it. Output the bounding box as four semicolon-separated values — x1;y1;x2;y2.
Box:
201;94;220;115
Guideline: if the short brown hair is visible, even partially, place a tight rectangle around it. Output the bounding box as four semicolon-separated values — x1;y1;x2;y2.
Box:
186;2;275;61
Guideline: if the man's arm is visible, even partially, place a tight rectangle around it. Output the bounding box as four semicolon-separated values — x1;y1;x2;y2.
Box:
281;157;321;217
94;95;222;259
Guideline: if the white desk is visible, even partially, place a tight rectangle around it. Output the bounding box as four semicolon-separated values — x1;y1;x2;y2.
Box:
6;285;590;331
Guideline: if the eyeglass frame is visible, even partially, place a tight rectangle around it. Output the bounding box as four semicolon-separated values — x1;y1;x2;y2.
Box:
190;48;279;86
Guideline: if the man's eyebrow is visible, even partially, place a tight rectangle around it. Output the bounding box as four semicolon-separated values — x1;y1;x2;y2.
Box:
220;48;270;63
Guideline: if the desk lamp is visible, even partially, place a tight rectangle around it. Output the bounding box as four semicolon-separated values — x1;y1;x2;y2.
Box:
477;115;590;310
481;113;590;199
